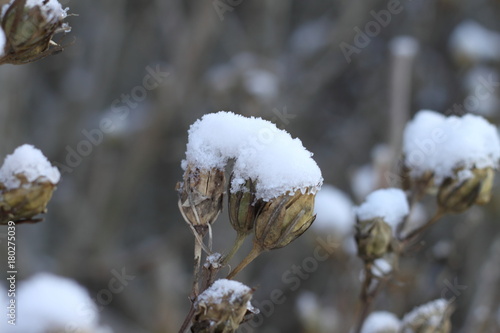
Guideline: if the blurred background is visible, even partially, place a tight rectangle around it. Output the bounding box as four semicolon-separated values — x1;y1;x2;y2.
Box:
1;0;500;332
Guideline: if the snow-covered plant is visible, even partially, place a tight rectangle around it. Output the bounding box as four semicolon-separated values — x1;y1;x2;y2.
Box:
193;279;256;332
0;144;60;224
177;111;322;332
0;0;71;65
351;110;500;333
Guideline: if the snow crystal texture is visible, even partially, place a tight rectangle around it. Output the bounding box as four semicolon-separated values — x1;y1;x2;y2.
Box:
0;144;61;189
183;111;323;201
197;279;251;305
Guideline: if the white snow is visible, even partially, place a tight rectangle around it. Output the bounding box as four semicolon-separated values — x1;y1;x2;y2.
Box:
449;20;500;62
389;36;419;58
401;299;449;330
183;111;323;201
204;253;222;269
313;184;355;237
0;28;5;57
372;258;392;278
356;188;409;232
12;273;111;333
197;279;252;306
403;110;500;185
361;311;400;333
1;0;68;22
0;144;61;190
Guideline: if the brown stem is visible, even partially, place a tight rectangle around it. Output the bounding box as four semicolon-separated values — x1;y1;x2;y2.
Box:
227;243;264;279
179;239;203;333
221;232;248;267
401;209;445;245
354;262;376;333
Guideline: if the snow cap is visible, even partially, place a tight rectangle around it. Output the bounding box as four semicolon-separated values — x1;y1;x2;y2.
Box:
183;111;323;201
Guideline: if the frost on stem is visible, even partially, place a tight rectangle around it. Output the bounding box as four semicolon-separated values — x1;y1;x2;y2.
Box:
0;144;60;224
402;110;500;213
0;0;71;64
193;279;256;333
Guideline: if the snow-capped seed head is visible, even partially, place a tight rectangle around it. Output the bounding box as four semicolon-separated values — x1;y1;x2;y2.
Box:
176;165;225;232
355;188;410;235
400;299;452;333
0;144;60;225
0;0;70;64
228;176;261;237
437;167;495;214
403;110;500;187
182;111;323;202
254;189;316;251
193;279;255;332
355;217;393;261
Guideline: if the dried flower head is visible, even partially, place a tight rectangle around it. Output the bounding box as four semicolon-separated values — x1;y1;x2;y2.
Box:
0;175;56;224
254;189;316;251
437;167;494;213
228;176;261;237
193;279;256;333
355;217;393;261
400;299;452;333
0;0;71;65
177;165;225;235
0;144;60;225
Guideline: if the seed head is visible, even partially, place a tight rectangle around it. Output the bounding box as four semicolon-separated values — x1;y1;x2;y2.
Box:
437;167;494;213
0;0;71;64
228;176;261;237
0;174;56;224
355;217;393;261
253;189;316;251
177;165;225;234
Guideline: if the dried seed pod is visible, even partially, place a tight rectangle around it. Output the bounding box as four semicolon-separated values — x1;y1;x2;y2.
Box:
437;168;493;214
193;279;255;333
400;299;452;333
475;167;495;205
228;176;261;237
177;165;225;234
0;175;56;224
355;217;393;262
254;189;316;251
0;0;71;65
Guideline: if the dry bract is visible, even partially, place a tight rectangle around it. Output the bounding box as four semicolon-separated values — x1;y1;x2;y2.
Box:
177;165;225;235
0;0;71;64
254;189;316;251
228;176;261;236
355;217;393;261
437;167;494;213
0;174;56;224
